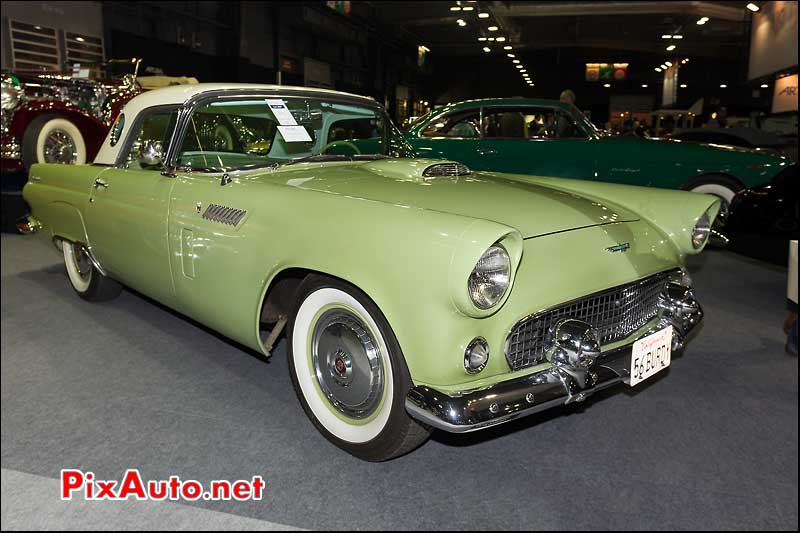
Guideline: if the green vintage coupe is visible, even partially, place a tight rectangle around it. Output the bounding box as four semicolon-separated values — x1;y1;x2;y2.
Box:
21;84;718;461
406;98;792;209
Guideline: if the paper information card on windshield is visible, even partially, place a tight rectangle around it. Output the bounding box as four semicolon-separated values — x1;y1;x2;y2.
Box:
266;99;297;126
277;125;312;143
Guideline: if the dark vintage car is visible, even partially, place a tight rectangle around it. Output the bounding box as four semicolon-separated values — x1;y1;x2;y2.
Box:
725;164;798;264
1;59;197;172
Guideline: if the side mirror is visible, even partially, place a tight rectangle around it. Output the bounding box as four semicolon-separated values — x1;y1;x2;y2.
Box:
139;140;164;168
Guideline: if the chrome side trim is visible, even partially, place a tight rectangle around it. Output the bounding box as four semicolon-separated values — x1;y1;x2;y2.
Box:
406;283;702;433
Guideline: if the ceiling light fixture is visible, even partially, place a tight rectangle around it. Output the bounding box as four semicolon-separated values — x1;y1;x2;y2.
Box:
478;12;489;19
457;19;466;26
719;83;727;88
450;6;461;11
655;67;662;72
487;37;495;41
603;83;611;88
462;5;474;11
666;44;676;51
662;34;672;39
503;45;512;50
760;83;768;88
507;53;515;57
673;34;683;39
680;84;687;88
642;84;648;87
746;3;760;12
697;17;709;25
488;25;499;31
665;61;673;66
512;59;520;63
496;36;506;42
478;37;487;41
483;47;491;52
520;69;527;73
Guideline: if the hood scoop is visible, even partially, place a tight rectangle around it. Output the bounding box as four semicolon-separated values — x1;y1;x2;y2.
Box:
422;162;471;179
361;158;472;182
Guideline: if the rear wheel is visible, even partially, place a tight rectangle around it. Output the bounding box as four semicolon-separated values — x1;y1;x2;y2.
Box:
287;275;430;461
62;241;121;301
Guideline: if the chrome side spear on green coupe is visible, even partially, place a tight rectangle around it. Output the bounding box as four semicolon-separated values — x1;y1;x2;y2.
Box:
21;84;719;461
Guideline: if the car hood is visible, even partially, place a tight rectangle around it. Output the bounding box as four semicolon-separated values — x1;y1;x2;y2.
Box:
264;159;639;238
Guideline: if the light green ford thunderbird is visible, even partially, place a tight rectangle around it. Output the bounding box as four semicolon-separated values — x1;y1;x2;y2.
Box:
21;84;719;461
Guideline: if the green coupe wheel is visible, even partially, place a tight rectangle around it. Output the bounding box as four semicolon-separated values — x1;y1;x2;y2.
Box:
287;275;430;461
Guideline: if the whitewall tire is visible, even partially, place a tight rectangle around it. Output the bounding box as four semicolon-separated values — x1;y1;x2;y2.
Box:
23;115;87;169
62;241;122;301
287;275;430;461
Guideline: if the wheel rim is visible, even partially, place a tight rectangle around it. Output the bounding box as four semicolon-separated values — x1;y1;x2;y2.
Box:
72;244;92;281
43;129;78;164
311;308;384;419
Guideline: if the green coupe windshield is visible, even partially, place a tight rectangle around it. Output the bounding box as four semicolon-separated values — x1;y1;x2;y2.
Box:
177;97;411;171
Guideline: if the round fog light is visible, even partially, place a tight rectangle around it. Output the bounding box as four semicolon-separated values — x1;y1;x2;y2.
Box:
464;337;489;374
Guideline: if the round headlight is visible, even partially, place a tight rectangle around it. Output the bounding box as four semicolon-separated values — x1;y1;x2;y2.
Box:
1;79;21;111
692;212;712;249
468;244;511;309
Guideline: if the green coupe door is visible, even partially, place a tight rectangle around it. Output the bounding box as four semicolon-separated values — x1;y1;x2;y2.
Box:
475;105;596;179
83;106;180;304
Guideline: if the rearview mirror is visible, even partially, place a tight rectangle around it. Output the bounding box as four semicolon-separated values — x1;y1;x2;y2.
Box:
139;140;164;168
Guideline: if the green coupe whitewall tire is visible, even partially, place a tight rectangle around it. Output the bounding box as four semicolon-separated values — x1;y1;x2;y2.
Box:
288;275;430;461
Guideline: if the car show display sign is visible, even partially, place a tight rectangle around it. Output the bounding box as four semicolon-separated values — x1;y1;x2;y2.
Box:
772;73;798;114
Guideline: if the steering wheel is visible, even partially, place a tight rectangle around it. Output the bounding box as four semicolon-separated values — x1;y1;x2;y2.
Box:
320;140;362;156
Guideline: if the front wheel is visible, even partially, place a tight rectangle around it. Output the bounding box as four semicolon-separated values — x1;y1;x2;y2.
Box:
287;275;430;461
62;241;121;301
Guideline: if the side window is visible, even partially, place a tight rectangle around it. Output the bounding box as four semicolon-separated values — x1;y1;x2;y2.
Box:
328;117;383;141
420;110;481;138
553;110;584;139
123;108;179;170
483;107;587;140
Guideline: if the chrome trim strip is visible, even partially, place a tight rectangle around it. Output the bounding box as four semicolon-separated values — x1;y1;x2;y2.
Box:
406;285;702;433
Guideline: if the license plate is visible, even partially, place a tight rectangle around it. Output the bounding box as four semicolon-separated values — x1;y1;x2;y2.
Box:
629;326;673;387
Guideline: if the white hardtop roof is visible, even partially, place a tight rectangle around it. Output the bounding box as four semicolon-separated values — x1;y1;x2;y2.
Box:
94;83;377;165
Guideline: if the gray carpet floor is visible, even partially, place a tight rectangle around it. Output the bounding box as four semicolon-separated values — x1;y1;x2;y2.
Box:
1;232;797;530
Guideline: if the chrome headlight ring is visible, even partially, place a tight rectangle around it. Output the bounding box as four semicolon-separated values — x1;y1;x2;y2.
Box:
468;244;511;310
691;211;712;250
1;78;22;111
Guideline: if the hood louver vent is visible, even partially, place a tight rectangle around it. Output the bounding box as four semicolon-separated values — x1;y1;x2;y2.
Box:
202;204;247;226
422;162;471;178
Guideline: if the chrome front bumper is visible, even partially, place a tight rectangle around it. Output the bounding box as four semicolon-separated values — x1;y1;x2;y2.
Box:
405;282;703;433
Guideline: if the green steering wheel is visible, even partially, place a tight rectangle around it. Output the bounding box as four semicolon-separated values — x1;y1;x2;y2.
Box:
320;140;362;156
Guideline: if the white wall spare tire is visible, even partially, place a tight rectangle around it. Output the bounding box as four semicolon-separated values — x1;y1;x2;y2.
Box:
23;115;87;168
287;275;430;461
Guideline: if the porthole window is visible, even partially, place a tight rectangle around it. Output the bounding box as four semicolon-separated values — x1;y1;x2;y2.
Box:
109;114;125;147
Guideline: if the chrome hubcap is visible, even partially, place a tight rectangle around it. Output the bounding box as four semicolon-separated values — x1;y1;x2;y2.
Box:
311;309;383;419
72;244;92;281
43;129;78;164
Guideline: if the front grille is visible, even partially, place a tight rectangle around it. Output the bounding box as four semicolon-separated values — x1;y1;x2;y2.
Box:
504;271;672;371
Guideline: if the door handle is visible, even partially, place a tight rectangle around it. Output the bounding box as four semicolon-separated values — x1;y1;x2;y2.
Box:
477;148;497;156
93;178;109;189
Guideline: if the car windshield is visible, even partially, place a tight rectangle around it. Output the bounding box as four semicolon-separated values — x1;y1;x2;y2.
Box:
569;105;600;137
176;96;413;171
